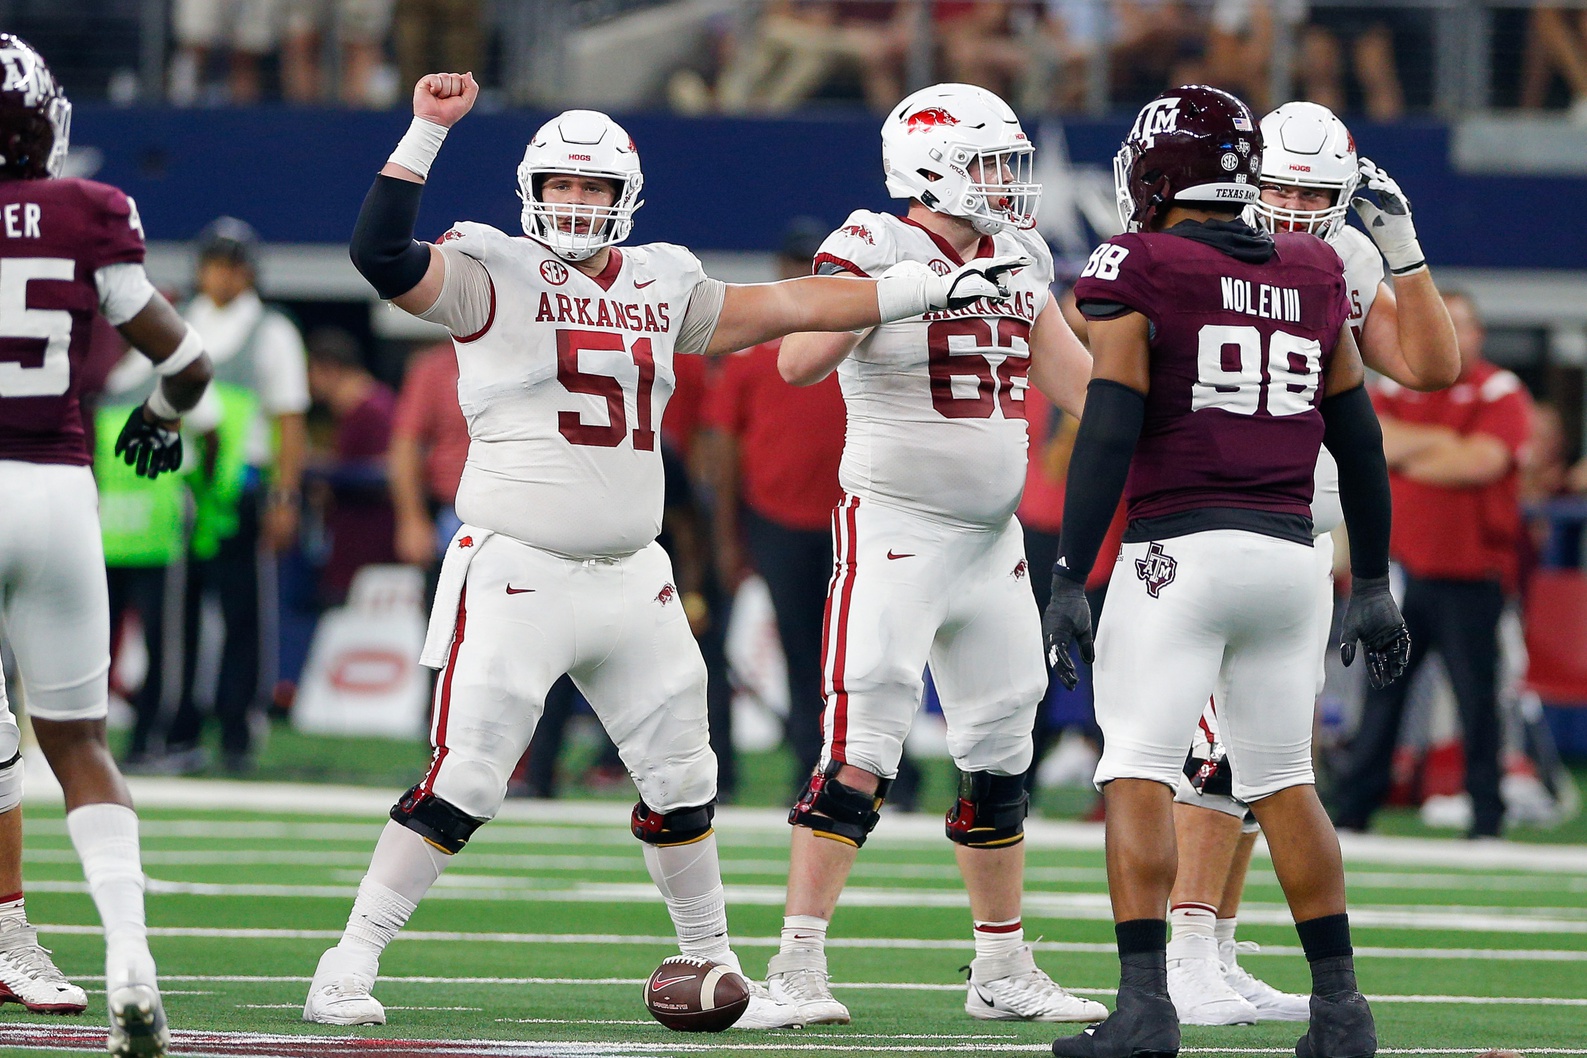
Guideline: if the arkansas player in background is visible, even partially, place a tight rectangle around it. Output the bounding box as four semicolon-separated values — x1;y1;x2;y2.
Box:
304;70;1029;1031
769;83;1104;1028
1044;86;1409;1058
0;35;214;1058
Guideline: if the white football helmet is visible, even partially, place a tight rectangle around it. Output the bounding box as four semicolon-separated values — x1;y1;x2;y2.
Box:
881;83;1040;235
1249;101;1358;241
517;109;644;262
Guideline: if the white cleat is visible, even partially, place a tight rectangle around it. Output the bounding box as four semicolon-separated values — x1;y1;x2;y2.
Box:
303;947;386;1026
965;945;1107;1023
731;978;806;1029
1221;940;1310;1022
1167;935;1258;1026
106;983;168;1058
767;950;850;1025
0;920;88;1014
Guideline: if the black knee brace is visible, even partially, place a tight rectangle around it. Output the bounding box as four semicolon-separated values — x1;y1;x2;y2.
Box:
945;770;1030;848
1184;747;1232;798
632;799;716;846
788;762;890;848
391;784;484;854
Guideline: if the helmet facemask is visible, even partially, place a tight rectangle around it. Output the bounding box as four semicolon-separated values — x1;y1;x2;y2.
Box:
1249;180;1353;240
957;143;1040;234
517;167;643;263
43;92;69;177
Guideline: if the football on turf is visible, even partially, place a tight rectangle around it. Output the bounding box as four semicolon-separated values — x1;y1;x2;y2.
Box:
643;956;750;1032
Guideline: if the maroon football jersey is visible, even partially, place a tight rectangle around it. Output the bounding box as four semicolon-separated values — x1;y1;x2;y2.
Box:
1073;229;1350;528
0;177;146;465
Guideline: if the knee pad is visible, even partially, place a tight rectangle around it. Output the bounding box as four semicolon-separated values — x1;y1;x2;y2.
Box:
0;709;18;813
788;763;890;848
631;798;716;846
1183;747;1233;799
945;770;1029;848
391;784;484;854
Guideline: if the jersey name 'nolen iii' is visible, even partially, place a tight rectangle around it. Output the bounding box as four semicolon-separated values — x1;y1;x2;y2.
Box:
435;222;710;559
0;177;145;465
1072;228;1352;526
814;211;1054;529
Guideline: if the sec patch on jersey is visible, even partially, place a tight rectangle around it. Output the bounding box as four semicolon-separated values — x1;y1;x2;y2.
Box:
643;956;750;1032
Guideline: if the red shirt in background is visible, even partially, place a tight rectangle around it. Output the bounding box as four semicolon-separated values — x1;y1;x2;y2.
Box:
665;352;715;460
391;344;469;506
705;340;846;531
323;384;399;601
1373;360;1532;591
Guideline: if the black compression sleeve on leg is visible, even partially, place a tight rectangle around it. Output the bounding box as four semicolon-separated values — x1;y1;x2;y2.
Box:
350;174;433;300
1055;378;1146;584
1321;384;1393;579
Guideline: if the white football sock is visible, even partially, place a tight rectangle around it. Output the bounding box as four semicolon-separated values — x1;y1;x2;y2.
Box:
1169;901;1219;947
0;892;23;920
973;916;1024;961
779;914;830;959
338;821;449;958
643;835;734;965
66;803;154;990
1216;916;1239;960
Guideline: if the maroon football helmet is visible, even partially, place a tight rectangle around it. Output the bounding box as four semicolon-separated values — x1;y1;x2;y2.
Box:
1113;85;1262;233
0;35;70;180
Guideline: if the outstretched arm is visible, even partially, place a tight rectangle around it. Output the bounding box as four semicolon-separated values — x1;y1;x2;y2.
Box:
349;72;479;315
704;255;1032;358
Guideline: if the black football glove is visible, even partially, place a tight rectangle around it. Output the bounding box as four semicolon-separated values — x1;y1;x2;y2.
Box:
114;404;183;480
1042;571;1094;691
1340;574;1411;689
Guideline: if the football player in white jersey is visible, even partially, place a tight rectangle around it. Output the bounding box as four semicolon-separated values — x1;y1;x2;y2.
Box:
302;72;1031;1031
1162;100;1460;1027
766;83;1105;1027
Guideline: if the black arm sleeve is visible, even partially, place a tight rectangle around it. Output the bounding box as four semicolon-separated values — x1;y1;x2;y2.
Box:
349;174;433;300
1055;378;1145;584
1321;383;1393;579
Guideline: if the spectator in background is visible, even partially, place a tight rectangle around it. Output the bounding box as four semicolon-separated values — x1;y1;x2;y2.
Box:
703;219;846;793
1332;291;1533;839
390;341;469;570
715;1;914;113
1299;10;1408;120
936;2;1039;105
169;0;280;104
393;0;484;103
1520;7;1587;121
1201;0;1307;114
282;0;396;106
165;217;309;775
305;328;398;605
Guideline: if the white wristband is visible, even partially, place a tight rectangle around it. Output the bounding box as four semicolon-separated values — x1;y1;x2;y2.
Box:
153;323;204;376
145;384;181;422
388;117;449;181
875;262;943;323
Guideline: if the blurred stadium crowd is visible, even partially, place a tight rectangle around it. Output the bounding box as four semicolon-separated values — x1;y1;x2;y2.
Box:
6;0;1587;118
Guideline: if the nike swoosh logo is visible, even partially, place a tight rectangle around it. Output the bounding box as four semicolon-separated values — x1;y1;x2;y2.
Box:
651;975;696;990
634;278;657;289
505;586;535;595
886;550;915;560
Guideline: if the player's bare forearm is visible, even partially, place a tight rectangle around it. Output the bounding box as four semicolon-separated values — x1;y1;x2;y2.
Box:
274;412;307;496
778;330;863;386
1027;298;1091;418
388;434;430;522
1361;275;1458;391
710;276;884;358
118;293;213;419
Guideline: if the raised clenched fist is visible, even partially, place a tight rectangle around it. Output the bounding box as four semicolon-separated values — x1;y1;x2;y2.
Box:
413;72;478;129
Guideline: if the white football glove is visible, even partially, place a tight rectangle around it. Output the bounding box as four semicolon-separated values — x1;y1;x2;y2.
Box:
1351;157;1425;275
875;253;1033;322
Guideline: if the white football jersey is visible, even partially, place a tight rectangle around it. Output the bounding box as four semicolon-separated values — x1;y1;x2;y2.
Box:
815;211;1054;529
434;223;715;558
1309;225;1386;536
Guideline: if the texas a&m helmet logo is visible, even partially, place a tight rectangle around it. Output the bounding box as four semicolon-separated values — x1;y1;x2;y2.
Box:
540;259;569;285
1129;96;1181;150
1134;542;1177;598
906;107;959;134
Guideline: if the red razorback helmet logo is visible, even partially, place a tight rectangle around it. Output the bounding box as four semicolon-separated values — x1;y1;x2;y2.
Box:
905;107;959;133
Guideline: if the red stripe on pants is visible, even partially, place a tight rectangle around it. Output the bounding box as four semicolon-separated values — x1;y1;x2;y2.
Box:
423;585;468;795
823;498;860;763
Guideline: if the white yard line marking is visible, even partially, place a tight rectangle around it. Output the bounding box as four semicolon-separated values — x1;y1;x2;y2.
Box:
26;876;1587;935
35;923;1587;962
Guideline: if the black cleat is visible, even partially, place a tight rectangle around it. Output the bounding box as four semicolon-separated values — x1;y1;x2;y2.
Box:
1296;989;1376;1058
1052;982;1179;1058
